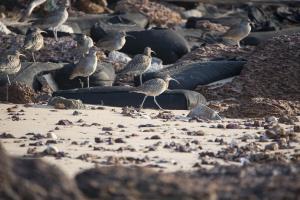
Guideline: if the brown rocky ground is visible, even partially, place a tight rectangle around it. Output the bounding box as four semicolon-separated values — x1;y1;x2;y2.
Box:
196;33;300;118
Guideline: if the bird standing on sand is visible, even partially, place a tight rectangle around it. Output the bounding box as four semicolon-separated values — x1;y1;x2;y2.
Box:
19;0;47;22
96;31;127;52
43;3;69;41
222;18;251;48
23;27;46;62
131;74;179;109
0;51;26;101
118;47;154;85
74;34;94;56
69;47;98;88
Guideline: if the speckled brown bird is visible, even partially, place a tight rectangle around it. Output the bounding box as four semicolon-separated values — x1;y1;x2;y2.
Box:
96;31;126;52
69;47;98;88
118;47;154;85
0;50;26;101
23;27;46;62
131;74;179;109
222;18;251;48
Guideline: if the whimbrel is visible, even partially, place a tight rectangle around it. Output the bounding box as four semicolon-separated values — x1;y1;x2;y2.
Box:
118;47;154;85
0;51;26;101
131;74;179;109
23;27;46;62
19;0;47;22
74;34;94;56
222;18;251;48
43;3;69;41
69;47;98;88
96;31;127;52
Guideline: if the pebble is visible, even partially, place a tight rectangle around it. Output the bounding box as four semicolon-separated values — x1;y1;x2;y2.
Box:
47;132;58;140
45;145;59;155
0;132;15;138
114;138;126;143
150;135;161;140
294;125;300;133
226;123;240;129
102;127;113;131
56;120;73;126
265;143;279;151
265;116;278;124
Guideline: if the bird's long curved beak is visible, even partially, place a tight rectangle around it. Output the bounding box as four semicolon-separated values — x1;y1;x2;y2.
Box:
170;78;180;85
125;34;136;39
151;50;156;55
19;53;26;58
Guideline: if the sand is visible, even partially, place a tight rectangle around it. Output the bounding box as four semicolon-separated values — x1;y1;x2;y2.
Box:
0;103;299;177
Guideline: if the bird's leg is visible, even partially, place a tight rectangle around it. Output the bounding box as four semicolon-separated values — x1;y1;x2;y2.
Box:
6;75;11;85
6;75;11;102
237;41;241;48
153;96;163;110
139;95;147;109
53;28;58;41
32;52;36;62
139;74;143;85
87;76;90;88
79;78;84;88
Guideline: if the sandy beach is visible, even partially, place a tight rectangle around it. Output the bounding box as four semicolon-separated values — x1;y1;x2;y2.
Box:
1;103;299;177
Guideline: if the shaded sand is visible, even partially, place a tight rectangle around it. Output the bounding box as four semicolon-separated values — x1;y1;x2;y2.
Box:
0;103;299;177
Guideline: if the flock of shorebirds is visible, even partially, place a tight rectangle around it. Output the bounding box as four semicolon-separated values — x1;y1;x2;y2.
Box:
0;0;252;109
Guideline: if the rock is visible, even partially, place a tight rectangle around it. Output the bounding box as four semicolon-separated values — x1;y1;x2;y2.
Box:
114;138;126;143
0;143;84;200
187;104;221;120
265;125;286;139
0;132;15;138
265;116;278;124
47;132;58;140
45;145;60;155
56;119;73;126
226;123;240;129
278;115;296;125
265;143;279;151
294;125;300;133
182;9;203;18
48;96;86;109
150;135;161;140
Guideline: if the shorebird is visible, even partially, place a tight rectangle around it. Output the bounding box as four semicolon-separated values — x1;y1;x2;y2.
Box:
19;0;47;22
0;51;26;101
118;47;154;85
222;18;251;48
43;3;69;41
23;27;46;62
131;74;179;109
69;47;98;88
96;31;127;52
74;34;94;56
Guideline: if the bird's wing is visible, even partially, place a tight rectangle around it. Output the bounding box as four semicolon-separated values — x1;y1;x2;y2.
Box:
19;0;47;22
23;33;35;49
119;55;148;74
222;25;244;39
133;78;164;94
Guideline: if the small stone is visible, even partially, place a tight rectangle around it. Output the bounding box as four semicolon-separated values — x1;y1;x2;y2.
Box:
102;127;113;131
47;132;58;140
265;116;278;124
117;124;126;128
217;124;225;128
265;143;279;151
226;123;240;129
45;145;59;155
72;111;81;116
95;137;103;143
253;120;261;127
294;125;300;133
150;135;161;140
114;138;126;143
0;132;15;138
48;96;86;109
56;120;73;126
265;125;286;139
278;115;295;125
